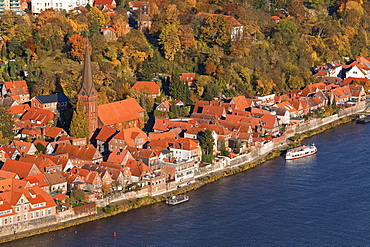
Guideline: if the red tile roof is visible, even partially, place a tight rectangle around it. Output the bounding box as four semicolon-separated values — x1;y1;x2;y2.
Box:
98;98;145;126
132;81;160;95
10;104;30;115
96;126;117;141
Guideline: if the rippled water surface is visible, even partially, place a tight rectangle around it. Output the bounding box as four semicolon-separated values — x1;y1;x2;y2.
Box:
4;121;370;246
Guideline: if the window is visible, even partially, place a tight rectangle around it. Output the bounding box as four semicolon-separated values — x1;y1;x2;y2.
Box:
48;209;51;215
4;218;7;225
36;211;39;218
24;214;27;221
30;212;34;219
17;215;20;222
16;206;19;212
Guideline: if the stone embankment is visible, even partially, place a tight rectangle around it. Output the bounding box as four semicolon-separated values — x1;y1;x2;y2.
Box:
0;103;366;243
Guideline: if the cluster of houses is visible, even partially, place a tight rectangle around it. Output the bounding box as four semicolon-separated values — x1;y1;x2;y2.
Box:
0;40;368;230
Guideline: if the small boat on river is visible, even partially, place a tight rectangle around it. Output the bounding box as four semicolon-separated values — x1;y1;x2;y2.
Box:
285;144;318;160
356;115;370;124
166;194;189;205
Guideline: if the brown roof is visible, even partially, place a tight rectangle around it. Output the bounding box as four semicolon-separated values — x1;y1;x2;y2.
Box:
54;143;100;161
43;170;66;185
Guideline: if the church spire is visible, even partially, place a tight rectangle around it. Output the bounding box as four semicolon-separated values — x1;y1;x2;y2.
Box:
80;38;95;96
77;37;98;138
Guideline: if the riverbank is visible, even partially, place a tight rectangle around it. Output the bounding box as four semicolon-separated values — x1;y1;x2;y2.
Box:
0;115;358;244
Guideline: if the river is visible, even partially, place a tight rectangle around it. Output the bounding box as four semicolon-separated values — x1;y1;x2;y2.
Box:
4;121;370;246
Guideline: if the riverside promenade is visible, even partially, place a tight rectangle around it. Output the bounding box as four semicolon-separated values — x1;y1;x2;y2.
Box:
0;103;366;242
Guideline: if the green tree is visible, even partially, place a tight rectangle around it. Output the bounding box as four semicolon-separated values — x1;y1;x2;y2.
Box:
169;76;191;103
71;189;86;202
220;140;229;156
0;105;14;143
35;143;47;154
200;129;214;155
70;100;89;139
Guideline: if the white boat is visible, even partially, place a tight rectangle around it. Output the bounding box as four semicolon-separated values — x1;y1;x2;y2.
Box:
166;194;189;205
285;144;317;160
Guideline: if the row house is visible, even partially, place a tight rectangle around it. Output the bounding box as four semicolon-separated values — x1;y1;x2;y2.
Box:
9;140;37;156
106;148;133;166
160;160;197;183
54;143;103;167
108;127;149;151
167;138;202;162
125;159;152;183
0;146;19;162
23;174;49;192
126;147;159;168
43;171;68;194
0;184;57;228
38;154;74;172
31;0;93;14
191;100;229;120
94;126;118;154
1;80;30;104
30;93;70;113
1;159;42;179
44;126;68;142
19;154;63;173
20;108;54;127
10;104;30;119
260;114;280;137
140;173;167;195
152;118;198;133
229;96;255;111
100;161;132;186
81;164;114;188
64;167;102;193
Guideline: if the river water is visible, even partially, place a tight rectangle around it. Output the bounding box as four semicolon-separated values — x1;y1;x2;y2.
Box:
4;121;370;246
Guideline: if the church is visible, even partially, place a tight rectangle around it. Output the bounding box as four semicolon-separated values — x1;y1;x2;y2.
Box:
78;41;146;137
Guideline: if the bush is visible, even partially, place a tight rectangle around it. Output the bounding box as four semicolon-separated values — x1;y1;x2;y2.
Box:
202;154;214;163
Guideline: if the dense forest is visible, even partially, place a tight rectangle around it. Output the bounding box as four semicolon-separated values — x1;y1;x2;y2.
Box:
0;0;369;107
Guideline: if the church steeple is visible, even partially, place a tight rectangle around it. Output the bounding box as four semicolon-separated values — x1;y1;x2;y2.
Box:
78;38;98;138
79;39;96;97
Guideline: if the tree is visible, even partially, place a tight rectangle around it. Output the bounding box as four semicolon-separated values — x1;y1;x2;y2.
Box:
200;129;214;155
70;189;86;203
70;100;89;139
159;24;181;61
35;143;47;154
0;105;14;143
169;76;191;103
220;140;229;156
69;34;91;62
199;15;232;49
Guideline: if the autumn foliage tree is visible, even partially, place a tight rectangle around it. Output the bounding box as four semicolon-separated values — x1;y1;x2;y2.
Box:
68;34;92;62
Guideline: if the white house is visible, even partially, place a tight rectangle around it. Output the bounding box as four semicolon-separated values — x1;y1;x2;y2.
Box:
31;0;93;14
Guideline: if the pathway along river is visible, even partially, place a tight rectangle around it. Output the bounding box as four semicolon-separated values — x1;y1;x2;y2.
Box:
4;121;370;246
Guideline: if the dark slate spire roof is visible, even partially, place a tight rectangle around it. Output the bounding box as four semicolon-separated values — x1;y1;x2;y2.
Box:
80;39;95;96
